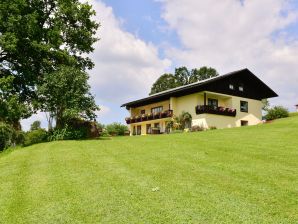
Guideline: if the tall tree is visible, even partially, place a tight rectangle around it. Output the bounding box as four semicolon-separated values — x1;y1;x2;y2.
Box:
0;76;31;129
174;67;191;86
149;74;178;95
150;66;219;95
0;0;99;105
189;66;218;83
37;66;99;129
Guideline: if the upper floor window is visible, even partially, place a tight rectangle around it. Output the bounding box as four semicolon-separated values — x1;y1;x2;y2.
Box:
239;85;244;91
208;98;218;108
151;106;163;114
240;101;248;112
229;84;234;90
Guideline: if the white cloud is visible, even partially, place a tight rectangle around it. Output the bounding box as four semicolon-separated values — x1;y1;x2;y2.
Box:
88;0;171;104
160;0;298;110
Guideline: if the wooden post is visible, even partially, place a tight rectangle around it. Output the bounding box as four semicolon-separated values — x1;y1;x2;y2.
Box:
204;92;206;106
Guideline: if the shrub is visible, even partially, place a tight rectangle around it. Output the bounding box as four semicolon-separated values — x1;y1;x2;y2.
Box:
209;126;217;130
191;125;204;132
106;123;128;136
12;131;25;146
169;130;183;134
0;122;13;151
24;129;48;146
265;106;289;120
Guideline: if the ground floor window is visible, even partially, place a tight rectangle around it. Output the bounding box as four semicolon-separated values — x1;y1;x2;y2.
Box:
241;120;248;126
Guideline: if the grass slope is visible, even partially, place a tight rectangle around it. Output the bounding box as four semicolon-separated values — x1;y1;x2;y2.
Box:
0;116;297;223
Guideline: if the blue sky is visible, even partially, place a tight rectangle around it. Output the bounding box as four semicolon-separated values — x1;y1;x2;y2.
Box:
21;0;298;130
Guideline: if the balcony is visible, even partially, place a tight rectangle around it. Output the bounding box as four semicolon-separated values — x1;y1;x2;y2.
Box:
195;105;236;117
125;110;173;124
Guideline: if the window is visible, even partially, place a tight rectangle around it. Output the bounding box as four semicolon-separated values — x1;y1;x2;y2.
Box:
141;109;145;114
208;98;218;108
154;123;160;128
229;84;234;90
239;86;244;91
240;101;248;112
241;120;248;126
151;106;163;114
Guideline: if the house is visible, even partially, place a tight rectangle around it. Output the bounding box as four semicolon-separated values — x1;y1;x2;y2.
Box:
121;68;278;135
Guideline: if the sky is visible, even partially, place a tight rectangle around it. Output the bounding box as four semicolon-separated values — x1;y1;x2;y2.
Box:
21;0;298;130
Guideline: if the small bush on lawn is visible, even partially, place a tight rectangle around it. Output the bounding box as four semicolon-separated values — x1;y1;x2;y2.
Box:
209;126;217;130
265;106;289;120
0;122;13;151
106;123;128;136
24;129;48;146
169;130;183;134
191;125;204;132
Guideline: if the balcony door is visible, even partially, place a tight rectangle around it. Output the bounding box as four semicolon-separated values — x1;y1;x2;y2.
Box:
208;98;218;109
137;125;141;135
146;124;152;134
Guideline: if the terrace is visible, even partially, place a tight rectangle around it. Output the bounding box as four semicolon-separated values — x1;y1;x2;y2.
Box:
125;110;173;124
195;105;236;117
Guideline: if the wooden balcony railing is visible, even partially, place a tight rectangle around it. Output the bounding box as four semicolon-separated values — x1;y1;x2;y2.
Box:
125;110;173;124
195;105;236;117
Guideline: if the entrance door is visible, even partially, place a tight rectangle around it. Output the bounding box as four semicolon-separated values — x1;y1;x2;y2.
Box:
137;125;142;135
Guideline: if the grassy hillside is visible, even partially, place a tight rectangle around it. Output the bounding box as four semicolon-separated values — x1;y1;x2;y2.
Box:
0;116;297;223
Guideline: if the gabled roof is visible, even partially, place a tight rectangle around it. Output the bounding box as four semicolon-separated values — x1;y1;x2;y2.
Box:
121;68;278;109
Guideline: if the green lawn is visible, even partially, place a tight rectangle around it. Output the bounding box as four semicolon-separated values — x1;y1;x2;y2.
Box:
0;116;297;223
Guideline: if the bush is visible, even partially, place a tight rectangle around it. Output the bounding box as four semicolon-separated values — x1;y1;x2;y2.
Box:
169;130;183;134
24;129;48;146
209;126;217;130
106;123;128;136
0;122;13;151
12;131;25;145
265;106;289;120
191;125;204;132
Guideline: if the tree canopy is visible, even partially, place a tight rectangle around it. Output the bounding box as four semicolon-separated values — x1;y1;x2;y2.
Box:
38;66;99;129
150;66;218;95
0;0;99;128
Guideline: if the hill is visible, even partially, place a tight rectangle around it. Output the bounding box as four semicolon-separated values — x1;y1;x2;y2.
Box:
0;115;297;223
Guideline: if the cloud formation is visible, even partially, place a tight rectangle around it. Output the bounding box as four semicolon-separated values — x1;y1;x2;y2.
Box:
160;0;298;109
89;0;171;104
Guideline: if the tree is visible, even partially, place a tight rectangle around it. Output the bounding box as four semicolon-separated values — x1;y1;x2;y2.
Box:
190;66;218;82
0;0;99;105
37;66;99;129
106;123;128;136
150;66;218;95
149;74;178;95
30;121;41;131
262;99;270;111
174;67;190;86
0;76;31;129
265;106;289;120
